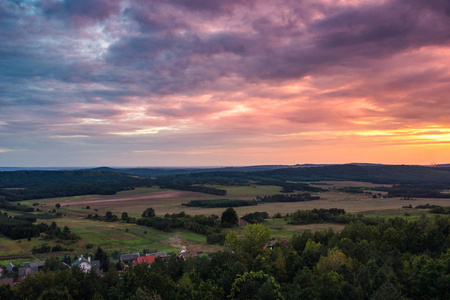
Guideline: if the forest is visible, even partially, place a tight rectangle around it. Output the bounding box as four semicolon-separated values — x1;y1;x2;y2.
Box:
0;171;152;201
1;216;450;299
2;165;450;201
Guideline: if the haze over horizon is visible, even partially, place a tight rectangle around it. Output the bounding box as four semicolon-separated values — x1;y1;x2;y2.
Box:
2;0;450;167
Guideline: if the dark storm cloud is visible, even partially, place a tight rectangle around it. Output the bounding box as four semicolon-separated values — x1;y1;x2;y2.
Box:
41;0;121;24
98;0;450;93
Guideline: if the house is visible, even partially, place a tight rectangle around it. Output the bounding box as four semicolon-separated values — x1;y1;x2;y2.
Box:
264;239;287;250
18;266;39;282
5;263;15;272
120;253;140;265
264;240;276;250
0;278;14;286
16;260;45;282
72;255;101;274
146;252;169;259
179;249;198;260
24;261;45;270
132;255;156;266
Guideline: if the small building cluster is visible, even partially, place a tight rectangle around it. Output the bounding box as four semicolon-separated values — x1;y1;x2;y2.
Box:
0;249;197;286
72;255;103;275
119;251;170;267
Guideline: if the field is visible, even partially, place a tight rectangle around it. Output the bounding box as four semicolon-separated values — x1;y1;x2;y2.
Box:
2;181;450;265
34;183;450;218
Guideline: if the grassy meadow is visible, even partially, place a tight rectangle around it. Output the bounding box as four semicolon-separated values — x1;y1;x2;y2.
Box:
2;181;450;265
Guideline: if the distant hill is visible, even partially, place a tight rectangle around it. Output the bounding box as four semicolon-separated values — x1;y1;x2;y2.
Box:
3;164;450;201
82;165;298;177
0;170;151;201
154;164;450;185
0;167;85;171
258;164;450;184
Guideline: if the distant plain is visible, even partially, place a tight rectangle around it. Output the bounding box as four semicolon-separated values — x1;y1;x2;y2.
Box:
2;181;450;265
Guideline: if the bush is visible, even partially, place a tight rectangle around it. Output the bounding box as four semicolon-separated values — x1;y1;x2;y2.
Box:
207;232;226;245
32;244;51;254
242;212;269;224
51;244;65;252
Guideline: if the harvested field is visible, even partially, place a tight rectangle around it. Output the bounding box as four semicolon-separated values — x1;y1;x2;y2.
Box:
4;183;450;266
58;191;199;206
37;187;450;218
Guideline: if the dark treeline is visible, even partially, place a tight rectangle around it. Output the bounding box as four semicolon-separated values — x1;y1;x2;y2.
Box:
87;208;225;237
157;171;251;186
0;214;39;240
262;164;450;184
0;198;34;212
2;216;450;299
430;206;450;214
258;180;325;193
388;184;450;198
256;193;320;203
335;186;391;194
242;211;269;223
159;184;227;196
157;174;325;193
290;208;357;225
86;211;134;223
0;213;79;241
184;199;257;208
0;171;151;201
137;211;221;236
156;165;450;186
87;165;293;177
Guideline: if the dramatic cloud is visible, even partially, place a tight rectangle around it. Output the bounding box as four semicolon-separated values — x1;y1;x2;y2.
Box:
1;0;450;167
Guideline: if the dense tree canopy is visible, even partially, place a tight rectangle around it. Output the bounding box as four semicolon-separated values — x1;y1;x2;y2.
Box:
221;208;238;226
1;215;450;299
141;208;155;218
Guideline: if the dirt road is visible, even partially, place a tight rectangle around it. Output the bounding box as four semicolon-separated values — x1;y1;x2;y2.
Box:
54;191;191;206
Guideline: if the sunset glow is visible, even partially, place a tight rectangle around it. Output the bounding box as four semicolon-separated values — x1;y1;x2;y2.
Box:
1;0;450;167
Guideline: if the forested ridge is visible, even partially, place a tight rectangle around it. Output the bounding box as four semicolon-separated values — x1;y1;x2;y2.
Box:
2;165;450;201
0;171;151;201
156;164;450;185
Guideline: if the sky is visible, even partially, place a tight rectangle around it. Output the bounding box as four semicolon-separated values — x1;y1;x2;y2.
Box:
1;0;450;167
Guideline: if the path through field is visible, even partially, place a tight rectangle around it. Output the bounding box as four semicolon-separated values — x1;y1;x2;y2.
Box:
49;191;193;206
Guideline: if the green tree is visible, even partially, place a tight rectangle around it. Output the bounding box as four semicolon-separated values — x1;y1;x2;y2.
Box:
0;284;16;300
225;224;271;257
142;208;155;218
221;207;238;226
38;288;73;300
316;247;348;275
230;270;282;300
44;257;67;272
95;247;109;272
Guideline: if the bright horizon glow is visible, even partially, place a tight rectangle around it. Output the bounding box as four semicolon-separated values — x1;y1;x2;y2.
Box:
1;0;450;167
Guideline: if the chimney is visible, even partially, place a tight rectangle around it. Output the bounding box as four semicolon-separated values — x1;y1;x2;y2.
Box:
88;256;91;262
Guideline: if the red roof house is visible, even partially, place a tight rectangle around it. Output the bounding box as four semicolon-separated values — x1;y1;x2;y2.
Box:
132;255;156;266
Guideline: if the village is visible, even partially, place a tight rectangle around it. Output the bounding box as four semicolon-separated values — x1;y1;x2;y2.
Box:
0;248;199;287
